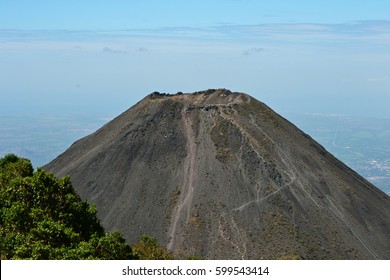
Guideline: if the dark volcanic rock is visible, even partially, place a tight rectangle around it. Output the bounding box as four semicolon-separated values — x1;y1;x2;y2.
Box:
45;89;390;259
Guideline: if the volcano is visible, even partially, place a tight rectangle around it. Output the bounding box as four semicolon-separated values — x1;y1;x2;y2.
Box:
45;89;390;259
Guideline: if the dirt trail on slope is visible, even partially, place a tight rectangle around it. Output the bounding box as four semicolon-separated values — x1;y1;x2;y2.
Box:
167;107;197;250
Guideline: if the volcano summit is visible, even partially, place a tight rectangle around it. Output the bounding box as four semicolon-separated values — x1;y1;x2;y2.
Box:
45;89;390;259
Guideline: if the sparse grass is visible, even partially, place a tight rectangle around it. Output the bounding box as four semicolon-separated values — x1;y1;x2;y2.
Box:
210;118;236;162
215;147;234;162
170;187;181;206
277;254;302;260
265;185;276;194
241;99;283;128
189;215;202;229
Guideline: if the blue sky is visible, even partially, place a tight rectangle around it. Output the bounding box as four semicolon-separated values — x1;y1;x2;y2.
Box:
1;0;390;117
1;0;390;29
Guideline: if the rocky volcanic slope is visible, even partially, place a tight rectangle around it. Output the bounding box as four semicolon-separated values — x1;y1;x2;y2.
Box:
45;89;390;259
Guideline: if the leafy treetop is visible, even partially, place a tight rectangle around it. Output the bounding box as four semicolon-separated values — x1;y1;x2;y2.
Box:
0;154;136;260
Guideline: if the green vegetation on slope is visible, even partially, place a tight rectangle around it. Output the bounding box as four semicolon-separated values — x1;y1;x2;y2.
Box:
132;233;174;260
0;154;173;260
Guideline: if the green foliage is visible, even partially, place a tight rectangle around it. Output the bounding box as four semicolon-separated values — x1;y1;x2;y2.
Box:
0;154;33;187
132;233;174;260
0;154;136;260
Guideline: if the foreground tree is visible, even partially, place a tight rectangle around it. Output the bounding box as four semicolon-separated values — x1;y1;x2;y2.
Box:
132;233;174;260
0;154;136;259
